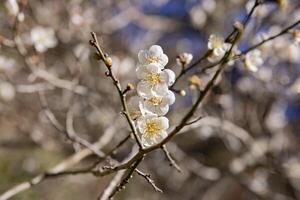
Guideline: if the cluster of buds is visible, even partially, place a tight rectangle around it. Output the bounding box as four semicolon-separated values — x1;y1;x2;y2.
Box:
128;45;176;147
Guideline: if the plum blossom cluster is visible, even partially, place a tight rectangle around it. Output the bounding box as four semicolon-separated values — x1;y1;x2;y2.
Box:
207;34;264;72
128;45;175;147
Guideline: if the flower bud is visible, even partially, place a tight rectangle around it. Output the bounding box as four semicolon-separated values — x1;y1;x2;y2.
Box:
188;75;202;90
126;83;134;91
179;89;186;96
176;53;193;67
104;56;112;68
123;83;134;94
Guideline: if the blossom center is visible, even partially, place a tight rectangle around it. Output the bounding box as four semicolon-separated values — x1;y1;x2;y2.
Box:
143;119;160;137
146;73;161;85
211;38;223;49
148;96;162;106
146;56;160;64
36;35;46;44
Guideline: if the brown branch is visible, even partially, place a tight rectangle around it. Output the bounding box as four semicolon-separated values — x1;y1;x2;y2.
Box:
171;0;262;85
89;32;143;149
135;169;163;193
162;145;182;172
185;115;203;126
0;2;280;200
240;19;300;55
106;156;144;200
38;92;105;158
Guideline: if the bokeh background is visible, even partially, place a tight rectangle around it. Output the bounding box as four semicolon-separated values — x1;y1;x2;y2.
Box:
1;0;300;199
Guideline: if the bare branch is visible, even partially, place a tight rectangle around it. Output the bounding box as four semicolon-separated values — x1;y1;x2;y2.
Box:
162;145;182;173
135;169;163;193
90;32;143;149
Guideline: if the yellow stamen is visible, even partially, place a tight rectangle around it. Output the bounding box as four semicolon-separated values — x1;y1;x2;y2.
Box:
148;96;162;106
143;119;160;137
146;73;161;85
146;56;160;64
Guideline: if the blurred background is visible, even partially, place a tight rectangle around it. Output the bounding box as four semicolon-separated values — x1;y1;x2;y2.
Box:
1;0;300;199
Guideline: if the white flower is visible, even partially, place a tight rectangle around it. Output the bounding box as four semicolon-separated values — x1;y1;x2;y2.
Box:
31;26;57;53
137;114;169;147
207;34;231;63
0;82;15;101
138;45;168;69
136;63;175;97
0;56;15;72
244;50;264;72
142;90;175;116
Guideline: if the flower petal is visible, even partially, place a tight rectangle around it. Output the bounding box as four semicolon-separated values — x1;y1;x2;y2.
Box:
153;83;169;96
213;48;225;57
149;45;163;57
146;63;161;74
137;81;152;97
159;54;169;68
136;65;148;79
162;69;175;86
157;116;169;130
157;105;169;116
138;50;148;64
162;90;176;105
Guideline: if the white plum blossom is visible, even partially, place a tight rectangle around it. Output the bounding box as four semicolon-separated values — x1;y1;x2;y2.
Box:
137;114;169;147
136;63;175;97
138;45;168;69
244;50;264;72
207;34;231;63
142;90;175;116
31;26;57;53
133;44;175;147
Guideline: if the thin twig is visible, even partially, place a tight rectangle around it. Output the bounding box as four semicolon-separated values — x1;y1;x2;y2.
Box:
99;170;126;200
135;169;163;193
38;92;105;158
107;156;144;199
89;32;143;149
185;115;203;126
171;0;262;88
240;19;300;55
162;145;182;173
